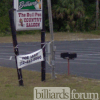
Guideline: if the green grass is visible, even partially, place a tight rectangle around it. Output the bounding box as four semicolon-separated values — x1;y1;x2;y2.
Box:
86;30;100;35
0;67;100;100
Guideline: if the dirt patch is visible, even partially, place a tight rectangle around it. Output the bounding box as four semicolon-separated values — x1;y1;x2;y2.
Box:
0;32;100;43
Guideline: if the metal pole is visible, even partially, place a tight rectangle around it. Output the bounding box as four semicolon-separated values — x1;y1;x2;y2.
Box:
41;0;46;81
96;0;99;29
68;59;70;75
9;9;24;86
47;0;55;79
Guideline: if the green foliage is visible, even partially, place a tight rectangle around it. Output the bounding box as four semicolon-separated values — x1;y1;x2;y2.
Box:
51;0;98;32
52;0;85;32
0;0;12;36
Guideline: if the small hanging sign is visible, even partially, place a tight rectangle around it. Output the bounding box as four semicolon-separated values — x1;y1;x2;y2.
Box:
17;49;44;69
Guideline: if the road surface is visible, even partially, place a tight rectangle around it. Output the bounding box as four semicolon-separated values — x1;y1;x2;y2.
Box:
0;40;100;79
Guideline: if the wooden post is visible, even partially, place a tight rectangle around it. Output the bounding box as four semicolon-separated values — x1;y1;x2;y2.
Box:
41;0;46;81
9;9;24;86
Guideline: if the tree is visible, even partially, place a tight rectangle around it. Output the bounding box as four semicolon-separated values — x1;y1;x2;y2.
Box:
0;0;13;34
52;0;85;31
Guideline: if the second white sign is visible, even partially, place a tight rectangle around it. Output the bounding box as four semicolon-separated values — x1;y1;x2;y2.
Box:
15;10;42;31
17;49;44;69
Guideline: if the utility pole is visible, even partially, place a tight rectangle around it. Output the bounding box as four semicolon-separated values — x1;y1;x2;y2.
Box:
47;0;55;79
96;0;99;29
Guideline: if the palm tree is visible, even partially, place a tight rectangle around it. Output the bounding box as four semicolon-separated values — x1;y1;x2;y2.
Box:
52;0;85;31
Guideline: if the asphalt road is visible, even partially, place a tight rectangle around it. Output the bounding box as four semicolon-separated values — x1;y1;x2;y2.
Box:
0;40;100;79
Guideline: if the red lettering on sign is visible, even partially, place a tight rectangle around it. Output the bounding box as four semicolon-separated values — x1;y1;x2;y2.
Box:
24;18;41;22
18;13;26;17
27;13;34;17
26;23;40;27
35;13;41;17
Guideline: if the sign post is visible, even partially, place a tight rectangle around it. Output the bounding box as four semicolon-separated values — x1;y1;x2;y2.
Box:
9;9;24;86
41;0;45;81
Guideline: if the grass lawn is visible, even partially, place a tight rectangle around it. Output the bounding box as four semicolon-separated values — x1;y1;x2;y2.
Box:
1;32;100;43
0;67;100;100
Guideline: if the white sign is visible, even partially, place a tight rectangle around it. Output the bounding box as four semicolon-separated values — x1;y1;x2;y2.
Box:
15;10;42;31
17;49;44;69
14;0;43;31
